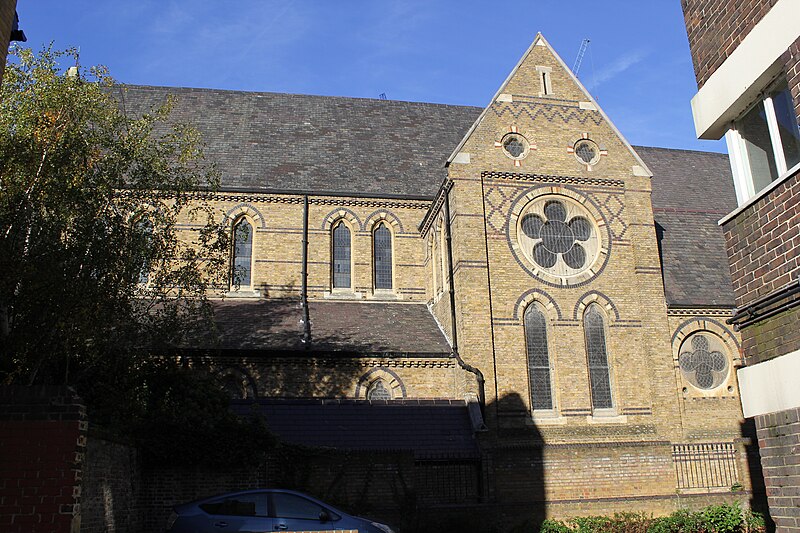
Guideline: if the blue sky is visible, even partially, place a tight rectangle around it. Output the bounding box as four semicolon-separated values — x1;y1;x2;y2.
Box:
17;1;725;153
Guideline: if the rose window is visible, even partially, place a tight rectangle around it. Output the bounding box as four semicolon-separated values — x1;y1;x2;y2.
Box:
501;133;530;160
679;334;728;390
517;197;599;277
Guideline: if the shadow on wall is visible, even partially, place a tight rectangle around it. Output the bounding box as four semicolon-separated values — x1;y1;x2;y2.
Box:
261;392;547;533
740;418;774;532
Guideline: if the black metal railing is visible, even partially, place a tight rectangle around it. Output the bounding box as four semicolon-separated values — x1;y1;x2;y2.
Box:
673;442;738;489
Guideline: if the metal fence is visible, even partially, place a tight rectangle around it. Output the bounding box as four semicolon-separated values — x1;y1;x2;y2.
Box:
672;442;738;489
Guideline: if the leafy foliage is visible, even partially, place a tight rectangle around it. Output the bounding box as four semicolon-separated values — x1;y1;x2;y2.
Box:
537;504;766;533
0;45;228;386
0;46;259;463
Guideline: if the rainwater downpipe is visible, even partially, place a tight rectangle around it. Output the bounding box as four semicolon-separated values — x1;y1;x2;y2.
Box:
443;185;486;412
301;195;311;347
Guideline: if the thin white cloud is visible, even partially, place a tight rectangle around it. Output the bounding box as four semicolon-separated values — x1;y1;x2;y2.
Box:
586;49;649;90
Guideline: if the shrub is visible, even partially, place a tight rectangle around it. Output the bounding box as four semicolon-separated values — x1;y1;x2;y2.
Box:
701;502;744;533
537;503;766;533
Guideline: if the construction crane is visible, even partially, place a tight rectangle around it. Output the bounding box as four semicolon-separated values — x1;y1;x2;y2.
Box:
572;38;590;77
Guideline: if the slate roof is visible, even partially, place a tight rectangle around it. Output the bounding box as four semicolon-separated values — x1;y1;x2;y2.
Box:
119;86;737;309
189;299;451;356
229;398;480;459
635;146;736;308
116;85;481;198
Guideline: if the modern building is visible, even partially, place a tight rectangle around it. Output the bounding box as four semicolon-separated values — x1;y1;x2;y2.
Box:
681;0;800;529
122;34;763;524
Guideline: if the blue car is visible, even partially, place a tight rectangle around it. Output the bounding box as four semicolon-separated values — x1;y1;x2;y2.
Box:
166;488;396;533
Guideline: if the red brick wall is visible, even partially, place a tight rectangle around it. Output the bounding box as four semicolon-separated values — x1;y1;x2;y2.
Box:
0;386;86;533
722;172;800;306
755;407;800;531
786;36;800;126
681;0;780;88
721;171;800;366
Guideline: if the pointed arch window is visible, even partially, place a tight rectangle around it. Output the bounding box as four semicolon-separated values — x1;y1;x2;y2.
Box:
583;304;613;410
332;221;351;289
525;305;553;411
373;223;393;290
136;217;154;285
232;218;253;288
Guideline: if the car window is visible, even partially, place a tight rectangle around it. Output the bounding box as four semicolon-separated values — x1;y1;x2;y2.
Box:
271;493;337;521
200;494;268;517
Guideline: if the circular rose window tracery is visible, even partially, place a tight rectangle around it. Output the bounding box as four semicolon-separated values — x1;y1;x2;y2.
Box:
679;333;729;390
501;133;530;160
517;196;600;278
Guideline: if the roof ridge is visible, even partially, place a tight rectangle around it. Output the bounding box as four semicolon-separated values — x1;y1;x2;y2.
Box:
633;144;728;156
118;83;484;111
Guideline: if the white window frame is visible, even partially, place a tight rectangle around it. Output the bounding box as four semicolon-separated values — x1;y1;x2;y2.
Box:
725;78;797;205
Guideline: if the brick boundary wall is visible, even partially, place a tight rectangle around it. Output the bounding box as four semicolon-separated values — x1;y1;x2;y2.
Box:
79;435;140;533
0;386;87;533
755;408;800;531
681;0;780;87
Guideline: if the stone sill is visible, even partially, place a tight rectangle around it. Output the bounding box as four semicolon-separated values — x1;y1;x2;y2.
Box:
323;290;364;301
224;289;261;298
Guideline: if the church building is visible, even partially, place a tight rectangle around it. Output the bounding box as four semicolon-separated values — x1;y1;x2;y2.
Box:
124;34;761;521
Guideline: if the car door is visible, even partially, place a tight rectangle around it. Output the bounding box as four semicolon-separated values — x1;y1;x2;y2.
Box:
268;491;343;532
198;492;272;533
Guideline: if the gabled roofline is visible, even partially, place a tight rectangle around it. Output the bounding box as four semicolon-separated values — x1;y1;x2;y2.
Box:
445;33;653;178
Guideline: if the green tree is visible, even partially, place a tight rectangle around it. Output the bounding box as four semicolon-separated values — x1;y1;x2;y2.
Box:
0;45;228;388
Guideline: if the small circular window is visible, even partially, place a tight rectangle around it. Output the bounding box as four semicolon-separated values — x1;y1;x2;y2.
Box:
517;196;599;277
574;139;600;166
679;333;729;390
501;133;530;160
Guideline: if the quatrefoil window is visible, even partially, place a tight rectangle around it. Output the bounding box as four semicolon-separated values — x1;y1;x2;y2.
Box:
679;334;728;390
518;198;598;275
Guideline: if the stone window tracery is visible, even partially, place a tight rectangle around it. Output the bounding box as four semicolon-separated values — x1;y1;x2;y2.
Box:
679;333;729;390
367;380;392;400
519;197;598;275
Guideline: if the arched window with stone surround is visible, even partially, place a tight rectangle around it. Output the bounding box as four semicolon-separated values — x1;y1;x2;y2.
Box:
583;303;614;410
232;217;253;288
525;304;553;411
373;222;392;290
332;220;351;289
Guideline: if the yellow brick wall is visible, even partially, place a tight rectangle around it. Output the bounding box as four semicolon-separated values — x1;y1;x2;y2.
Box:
176;193;431;301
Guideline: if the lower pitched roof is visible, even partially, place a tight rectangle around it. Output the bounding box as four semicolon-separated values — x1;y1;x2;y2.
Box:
230;398;480;460
188;299;452;356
